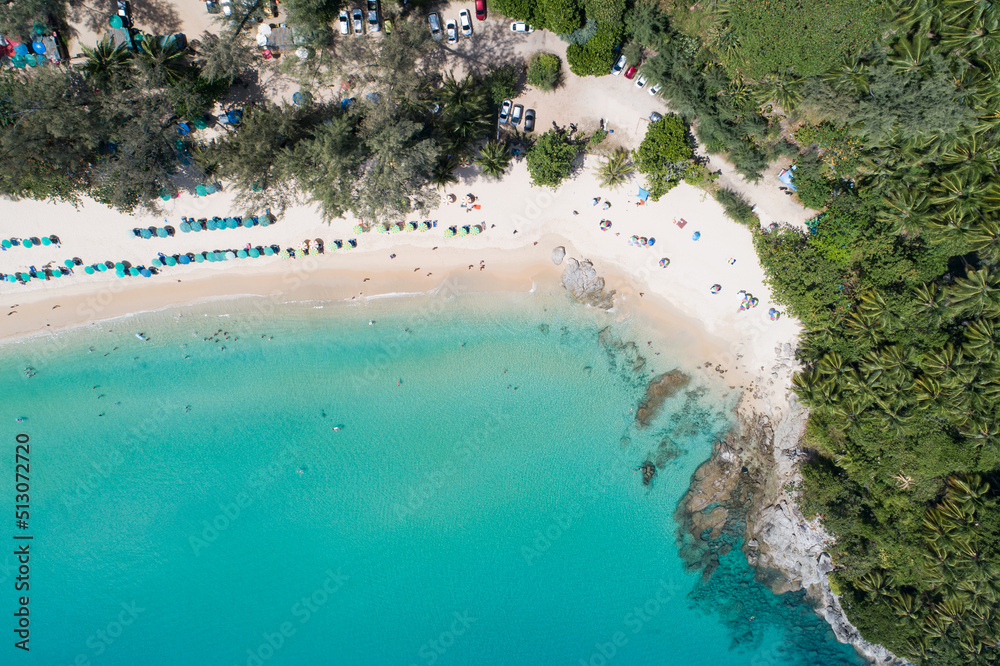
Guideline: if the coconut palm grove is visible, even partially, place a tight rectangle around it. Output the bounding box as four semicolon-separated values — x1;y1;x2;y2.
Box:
3;0;1000;662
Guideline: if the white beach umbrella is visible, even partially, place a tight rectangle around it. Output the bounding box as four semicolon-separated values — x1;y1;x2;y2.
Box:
296;47;309;60
256;33;267;46
258;23;272;36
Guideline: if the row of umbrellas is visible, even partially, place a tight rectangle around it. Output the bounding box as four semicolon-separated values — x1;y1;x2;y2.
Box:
2;236;59;249
152;246;281;266
2;267;68;282
375;221;436;234
629;235;656;247
132;216;272;239
443;225;483;238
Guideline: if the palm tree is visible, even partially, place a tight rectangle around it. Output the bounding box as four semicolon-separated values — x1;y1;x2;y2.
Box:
595;148;635;189
429;154;459;189
474;140;512;179
135;36;189;87
949;268;1000;318
79;40;133;91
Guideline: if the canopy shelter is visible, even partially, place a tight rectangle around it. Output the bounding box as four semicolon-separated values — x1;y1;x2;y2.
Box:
778;167;796;191
636;188;649;202
266;25;294;49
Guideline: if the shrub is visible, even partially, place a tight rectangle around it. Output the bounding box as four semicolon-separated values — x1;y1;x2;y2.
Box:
485;63;523;105
634;114;693;199
526;53;562;91
490;0;538;22
714;188;758;226
526;129;580;188
537;0;583;34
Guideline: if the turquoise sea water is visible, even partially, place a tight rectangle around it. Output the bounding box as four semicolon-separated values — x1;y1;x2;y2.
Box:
0;292;862;665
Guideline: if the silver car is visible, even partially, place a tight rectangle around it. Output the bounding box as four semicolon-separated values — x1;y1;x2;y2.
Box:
428;12;442;40
338;10;350;35
459;9;472;36
511;103;523;126
367;0;380;32
498;99;512;124
446;19;458;44
352;9;363;34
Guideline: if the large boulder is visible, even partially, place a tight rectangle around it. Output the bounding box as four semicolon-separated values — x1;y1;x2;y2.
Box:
551;246;566;265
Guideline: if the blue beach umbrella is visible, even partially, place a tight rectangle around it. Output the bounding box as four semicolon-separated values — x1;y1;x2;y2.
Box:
156;228;168;238
205;219;216;230
260;217;270;227
179;254;191;264
140;228;152;239
180;221;191;232
140;268;152;277
165;256;177;266
227;218;238;229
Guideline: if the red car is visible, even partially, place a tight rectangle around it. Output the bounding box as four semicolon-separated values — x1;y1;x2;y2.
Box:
624;65;637;79
476;0;486;20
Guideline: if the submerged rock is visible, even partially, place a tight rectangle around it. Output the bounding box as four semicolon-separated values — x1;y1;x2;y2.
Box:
551;246;566;265
635;369;690;428
640;460;656;485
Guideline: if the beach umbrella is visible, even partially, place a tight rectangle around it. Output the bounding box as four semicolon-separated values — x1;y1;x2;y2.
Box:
14;44;28;56
205;219;216;230
180;221;190;232
353;224;364;234
264;246;274;256
23;238;32;248
407;222;418;231
211;252;222;261
225;251;236;260
64;259;75;268
309;247;319;256
458;227;469;236
151;258;162;267
420;222;431;232
194;253;204;263
165;256;177;266
115;262;125;271
41;236;51;246
193;117;208;130
109;15;123;28
195;184;208;196
140;229;151;239
156;228;168;238
140;268;152;277
444;228;455;238
248;248;260;258
241;218;254;228
129;267;139;276
648;238;655;246
190;220;202;231
206;252;216;262
6;275;15;282
113;269;124;278
227;218;238;229
659;258;670;268
206;184;218;194
178;254;191;264
84;265;95;274
692;231;701;241
470;226;481;236
237;249;248;258
96;263;108;272
19;272;31;281
31;41;44;54
278;249;289;259
1;240;10;248
711;284;721;294
50;270;61;278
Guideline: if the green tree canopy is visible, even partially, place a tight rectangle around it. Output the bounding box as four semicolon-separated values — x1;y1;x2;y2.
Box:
526;129;580;188
633;115;693;199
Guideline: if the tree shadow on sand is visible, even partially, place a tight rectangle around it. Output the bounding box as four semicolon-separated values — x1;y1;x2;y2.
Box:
129;0;182;35
66;0;182;44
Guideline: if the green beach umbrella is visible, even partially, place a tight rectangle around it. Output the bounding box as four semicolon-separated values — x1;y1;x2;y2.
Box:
129;267;140;276
206;184;217;194
64;259;75;267
23;238;32;248
227;218;238;229
206;253;215;262
420;222;431;232
116;269;125;278
407;222;418;231
6;275;15;282
51;270;61;278
193;118;208;129
165;256;177;266
20;272;31;281
151;258;162;267
140;228;152;239
84;266;95;274
377;223;389;233
156;228;168;238
96;263;108;272
309;247;319;256
264;247;274;256
109;15;123;28
195;253;205;263
1;240;10;248
195;184;208;196
249;248;260;258
237;249;247;258
41;236;51;246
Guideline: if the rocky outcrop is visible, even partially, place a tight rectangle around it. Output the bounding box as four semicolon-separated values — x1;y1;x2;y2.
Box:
551;246;566;265
676;344;905;666
635;369;691;428
561;256;616;309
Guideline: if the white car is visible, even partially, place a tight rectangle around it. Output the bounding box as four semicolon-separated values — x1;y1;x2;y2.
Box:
498;99;512;124
510;22;534;33
338;10;350;35
611;55;627;75
446;19;458;43
511;103;523;126
635;74;648;89
352;9;363;34
648;82;663;95
459;9;472;36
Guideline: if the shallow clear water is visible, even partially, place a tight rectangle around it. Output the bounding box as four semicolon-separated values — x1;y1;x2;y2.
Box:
0;292;861;665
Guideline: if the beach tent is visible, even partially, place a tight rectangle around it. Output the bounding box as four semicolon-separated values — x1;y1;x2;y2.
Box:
778;168;796;191
636;188;649;202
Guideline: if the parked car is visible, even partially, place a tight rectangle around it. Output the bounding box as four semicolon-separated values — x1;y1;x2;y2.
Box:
352;8;364;34
116;0;132;28
367;0;380;32
523;108;536;132
499;99;512;124
476;0;486;20
650;112;663;122
384;19;392;34
624;65;637;79
446;19;458;43
428;12;442;40
611;55;627;76
648;82;663;95
338;9;350;35
459;9;472;36
635;74;648;89
510;22;534;33
511;103;524;126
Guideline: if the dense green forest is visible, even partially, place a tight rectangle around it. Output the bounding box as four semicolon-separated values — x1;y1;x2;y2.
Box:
2;0;1000;659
